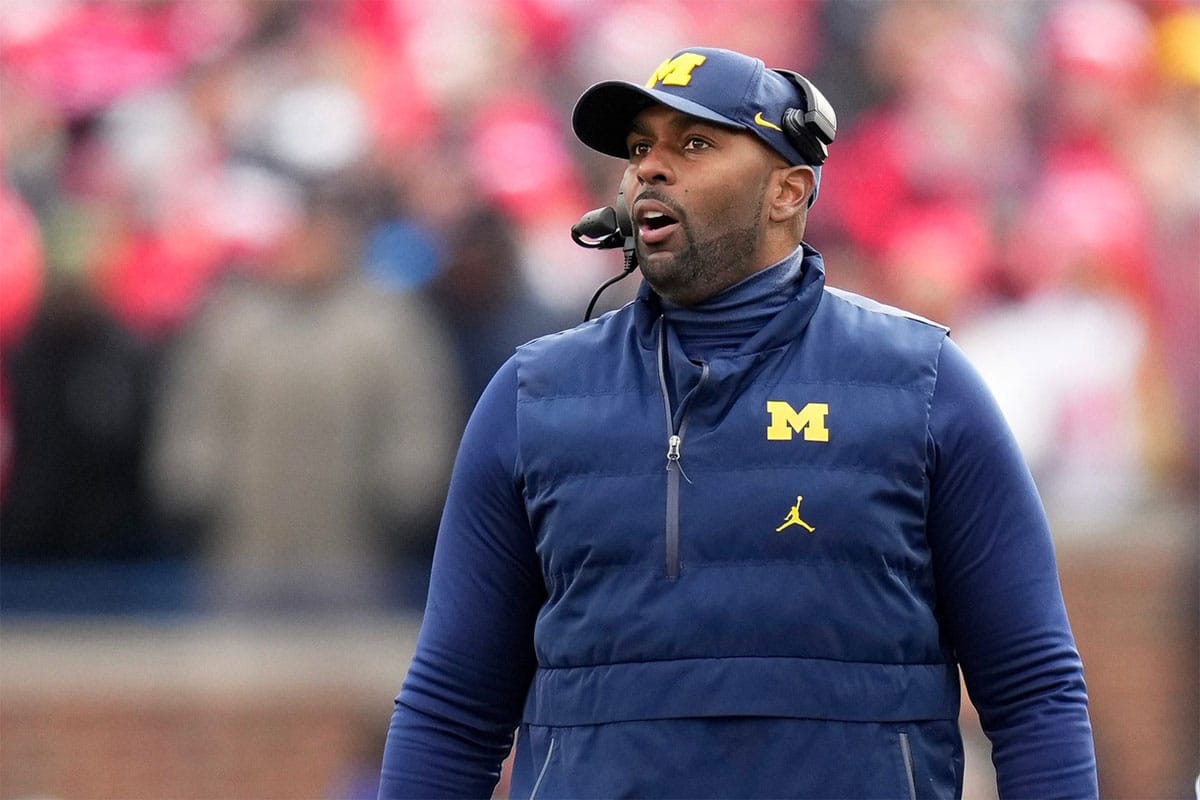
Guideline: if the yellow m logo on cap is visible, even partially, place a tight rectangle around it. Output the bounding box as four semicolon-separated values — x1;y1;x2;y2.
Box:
646;53;707;88
766;401;830;442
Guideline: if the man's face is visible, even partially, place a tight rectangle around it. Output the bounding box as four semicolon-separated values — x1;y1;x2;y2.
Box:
622;105;784;306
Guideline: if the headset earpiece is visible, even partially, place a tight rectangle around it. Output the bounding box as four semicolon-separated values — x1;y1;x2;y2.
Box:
774;69;837;166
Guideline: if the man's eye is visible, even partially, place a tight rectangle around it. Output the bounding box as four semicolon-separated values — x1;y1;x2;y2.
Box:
628;141;651;157
683;137;711;151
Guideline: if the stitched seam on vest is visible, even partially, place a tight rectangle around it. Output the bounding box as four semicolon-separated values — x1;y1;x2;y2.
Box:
544;556;927;588
540;462;905;482
684;557;927;576
753;378;934;392
544;564;659;584
531;468;664;481
517;389;655;403
518;379;933;402
675;463;913;477
535;655;954;670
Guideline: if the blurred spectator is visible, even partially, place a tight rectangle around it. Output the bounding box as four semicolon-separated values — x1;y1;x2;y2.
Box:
0;185;44;501
363;215;442;293
1;272;156;562
146;177;462;613
427;205;575;406
1143;4;1200;481
951;0;1195;525
872;199;996;327
955;280;1157;523
0;184;44;353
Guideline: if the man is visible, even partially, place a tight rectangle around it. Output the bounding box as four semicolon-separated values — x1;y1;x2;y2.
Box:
150;178;461;612
379;47;1097;798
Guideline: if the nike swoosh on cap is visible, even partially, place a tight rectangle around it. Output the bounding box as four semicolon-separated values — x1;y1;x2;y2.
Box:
753;111;782;131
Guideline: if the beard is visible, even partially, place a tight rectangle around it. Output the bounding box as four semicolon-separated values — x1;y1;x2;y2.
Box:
638;201;764;307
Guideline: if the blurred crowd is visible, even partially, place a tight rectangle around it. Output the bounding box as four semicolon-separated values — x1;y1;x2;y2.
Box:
1;0;1197;616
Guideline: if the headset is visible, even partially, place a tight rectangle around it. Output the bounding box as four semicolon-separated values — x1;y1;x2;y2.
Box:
570;72;836;320
774;69;837;167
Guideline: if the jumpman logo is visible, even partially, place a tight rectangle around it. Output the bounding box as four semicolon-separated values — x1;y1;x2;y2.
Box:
775;495;815;533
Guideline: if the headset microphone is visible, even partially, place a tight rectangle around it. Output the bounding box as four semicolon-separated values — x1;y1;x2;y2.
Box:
572;187;638;321
570;206;623;250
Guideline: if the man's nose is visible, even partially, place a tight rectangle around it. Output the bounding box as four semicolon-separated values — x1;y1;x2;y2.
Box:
634;148;674;184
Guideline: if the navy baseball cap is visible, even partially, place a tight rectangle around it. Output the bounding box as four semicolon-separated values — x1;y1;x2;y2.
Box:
573;47;827;174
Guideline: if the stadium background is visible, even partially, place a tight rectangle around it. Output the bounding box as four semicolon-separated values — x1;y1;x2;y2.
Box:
1;0;1197;797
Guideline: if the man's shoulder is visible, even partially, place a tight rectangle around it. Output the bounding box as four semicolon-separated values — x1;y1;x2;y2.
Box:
822;286;949;333
513;302;642;398
516;301;639;358
811;287;950;381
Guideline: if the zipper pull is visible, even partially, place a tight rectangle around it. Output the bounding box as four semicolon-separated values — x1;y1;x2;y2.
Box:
666;435;692;484
667;434;681;466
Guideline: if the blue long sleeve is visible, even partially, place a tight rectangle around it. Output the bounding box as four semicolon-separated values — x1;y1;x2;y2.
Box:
379;358;537;799
927;338;1097;798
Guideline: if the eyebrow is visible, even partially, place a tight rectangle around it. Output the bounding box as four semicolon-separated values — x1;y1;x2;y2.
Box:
627;111;725;140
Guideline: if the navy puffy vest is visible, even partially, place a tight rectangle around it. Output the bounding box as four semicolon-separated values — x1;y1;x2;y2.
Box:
512;246;961;796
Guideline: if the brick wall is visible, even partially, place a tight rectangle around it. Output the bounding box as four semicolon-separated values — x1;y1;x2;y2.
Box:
1;618;416;800
1;694;384;799
1057;533;1199;799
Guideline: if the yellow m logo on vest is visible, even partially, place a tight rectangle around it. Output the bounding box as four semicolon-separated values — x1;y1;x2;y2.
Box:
645;53;707;88
766;401;830;442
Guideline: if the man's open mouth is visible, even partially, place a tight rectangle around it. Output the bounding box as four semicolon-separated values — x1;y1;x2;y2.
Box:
643;211;676;230
636;204;681;245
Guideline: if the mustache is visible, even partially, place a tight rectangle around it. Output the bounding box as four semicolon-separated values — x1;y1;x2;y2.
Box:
632;190;686;221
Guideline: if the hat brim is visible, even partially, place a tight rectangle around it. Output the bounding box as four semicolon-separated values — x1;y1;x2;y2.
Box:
572;80;745;160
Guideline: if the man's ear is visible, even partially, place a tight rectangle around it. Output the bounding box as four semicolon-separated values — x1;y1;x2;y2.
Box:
768;165;815;222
